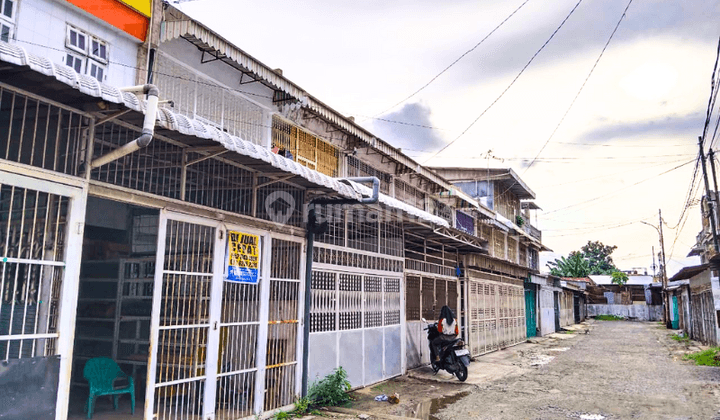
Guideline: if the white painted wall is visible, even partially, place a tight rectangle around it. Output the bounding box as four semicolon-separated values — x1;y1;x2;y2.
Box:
159;38;276;110
586;304;663;321
13;0;139;86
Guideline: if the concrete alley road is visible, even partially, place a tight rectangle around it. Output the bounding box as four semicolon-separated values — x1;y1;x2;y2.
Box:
438;321;720;420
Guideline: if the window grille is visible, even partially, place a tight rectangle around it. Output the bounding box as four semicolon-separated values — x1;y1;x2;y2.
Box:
493;233;505;259
271;116;339;177
314;205;345;247
394;179;425;210
364;277;383;328
338;274;362;330
256;178;304;227
184;153;254;216
507;237;517;263
91;122;184;200
310;271;336;333
313;246;403;273
154;52;265;144
384;278;401;325
346;156;391;194
0;87;86;176
405;276;421;320
379;221;403;257
431;199;452;225
421;278;435;320
529;248;539;270
264;238;301;411
519;244;527;268
347;209;378;253
0;184;67;359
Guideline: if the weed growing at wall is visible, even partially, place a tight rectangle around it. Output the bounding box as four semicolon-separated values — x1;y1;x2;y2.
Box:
671;334;690;344
308;367;352;407
594;315;624;321
683;348;720;366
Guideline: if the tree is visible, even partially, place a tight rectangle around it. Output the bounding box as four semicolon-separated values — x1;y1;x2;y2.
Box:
546;240;620;276
580;240;618;275
610;270;628;286
547;252;590;277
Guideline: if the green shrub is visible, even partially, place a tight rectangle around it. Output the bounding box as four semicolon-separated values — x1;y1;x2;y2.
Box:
271;412;290;420
683;347;720;366
671;334;690;343
293;396;310;415
308;367;352;407
594;315;624;321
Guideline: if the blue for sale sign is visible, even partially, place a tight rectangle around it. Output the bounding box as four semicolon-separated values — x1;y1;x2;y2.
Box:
226;231;260;283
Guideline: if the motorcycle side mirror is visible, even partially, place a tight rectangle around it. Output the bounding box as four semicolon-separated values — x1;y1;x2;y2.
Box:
421;318;427;324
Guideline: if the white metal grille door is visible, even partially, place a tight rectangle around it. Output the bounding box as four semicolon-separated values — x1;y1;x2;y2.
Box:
0;171;86;420
309;270;403;388
467;279;525;357
214;249;261;420
263;238;301;411
0;183;67;358
148;216;217;420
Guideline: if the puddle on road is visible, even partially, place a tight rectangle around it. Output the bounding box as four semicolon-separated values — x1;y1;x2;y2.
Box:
547;347;570;352
398;391;470;420
529;354;555;366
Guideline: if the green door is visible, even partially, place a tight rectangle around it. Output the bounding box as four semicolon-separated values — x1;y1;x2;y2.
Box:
525;285;537;337
672;295;680;330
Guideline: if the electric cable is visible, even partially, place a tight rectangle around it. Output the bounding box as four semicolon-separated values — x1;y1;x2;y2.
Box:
422;0;586;164
540;159;695;216
523;0;634;174
372;0;532;117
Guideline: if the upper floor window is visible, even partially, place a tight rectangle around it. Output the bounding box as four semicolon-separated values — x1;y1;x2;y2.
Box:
271;115;339;177
65;25;108;82
0;0;16;43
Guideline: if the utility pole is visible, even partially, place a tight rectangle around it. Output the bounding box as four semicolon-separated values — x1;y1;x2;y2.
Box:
658;209;669;325
652;245;656;278
699;136;720;255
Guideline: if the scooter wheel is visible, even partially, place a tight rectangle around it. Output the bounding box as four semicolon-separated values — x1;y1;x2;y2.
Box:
455;363;468;382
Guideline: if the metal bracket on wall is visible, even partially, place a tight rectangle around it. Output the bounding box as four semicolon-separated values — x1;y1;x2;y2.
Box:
200;50;226;64
239;72;262;85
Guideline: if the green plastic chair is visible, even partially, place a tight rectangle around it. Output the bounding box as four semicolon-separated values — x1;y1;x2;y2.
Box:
83;357;135;419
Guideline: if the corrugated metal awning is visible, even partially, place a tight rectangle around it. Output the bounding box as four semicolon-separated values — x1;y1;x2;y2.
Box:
161;5;460;196
0;41;458;228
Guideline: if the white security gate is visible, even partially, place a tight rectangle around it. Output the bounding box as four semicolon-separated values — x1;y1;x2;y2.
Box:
466;279;525;357
309;270;402;388
0;170;87;420
145;210;303;420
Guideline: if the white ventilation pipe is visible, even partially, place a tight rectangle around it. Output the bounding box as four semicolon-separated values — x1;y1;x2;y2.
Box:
90;84;160;169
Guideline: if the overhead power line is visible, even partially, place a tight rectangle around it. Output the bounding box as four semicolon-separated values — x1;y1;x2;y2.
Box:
523;0;634;174
540;159;695;216
422;0;586;164
372;0;532;118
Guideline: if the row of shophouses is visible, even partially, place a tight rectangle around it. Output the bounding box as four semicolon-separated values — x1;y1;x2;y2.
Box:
0;1;588;419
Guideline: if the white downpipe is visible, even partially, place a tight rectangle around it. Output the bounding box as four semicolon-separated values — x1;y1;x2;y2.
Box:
90;84;159;169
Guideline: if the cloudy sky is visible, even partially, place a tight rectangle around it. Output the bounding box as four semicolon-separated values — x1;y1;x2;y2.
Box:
178;0;720;276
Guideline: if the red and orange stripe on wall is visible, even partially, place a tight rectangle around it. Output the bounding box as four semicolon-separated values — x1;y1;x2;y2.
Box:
65;0;151;41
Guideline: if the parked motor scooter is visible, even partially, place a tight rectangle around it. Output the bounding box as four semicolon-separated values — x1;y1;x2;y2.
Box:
422;318;471;381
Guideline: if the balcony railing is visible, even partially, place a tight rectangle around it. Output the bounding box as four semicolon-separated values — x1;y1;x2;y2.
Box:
524;223;541;241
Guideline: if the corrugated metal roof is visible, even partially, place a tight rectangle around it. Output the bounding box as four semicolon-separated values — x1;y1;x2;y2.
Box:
0;41;460;227
160;5;466;200
589;275;655;285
